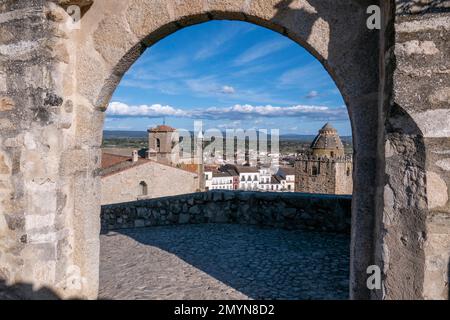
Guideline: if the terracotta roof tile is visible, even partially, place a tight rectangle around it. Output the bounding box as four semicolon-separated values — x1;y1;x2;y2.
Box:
148;125;176;133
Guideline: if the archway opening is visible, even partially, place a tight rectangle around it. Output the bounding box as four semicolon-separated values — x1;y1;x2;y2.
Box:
99;19;353;300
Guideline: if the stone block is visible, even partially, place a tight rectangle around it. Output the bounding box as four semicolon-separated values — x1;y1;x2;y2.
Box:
179;213;190;224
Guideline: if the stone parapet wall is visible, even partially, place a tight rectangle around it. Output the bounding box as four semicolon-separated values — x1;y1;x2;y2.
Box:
101;192;351;234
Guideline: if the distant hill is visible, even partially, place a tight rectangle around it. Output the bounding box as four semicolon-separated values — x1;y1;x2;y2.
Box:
103;130;148;138
103;131;352;143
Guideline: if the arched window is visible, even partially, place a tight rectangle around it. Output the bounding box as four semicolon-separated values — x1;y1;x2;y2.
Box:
156;138;161;152
139;181;148;196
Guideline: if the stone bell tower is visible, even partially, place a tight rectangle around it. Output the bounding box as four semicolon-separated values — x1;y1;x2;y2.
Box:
147;125;179;165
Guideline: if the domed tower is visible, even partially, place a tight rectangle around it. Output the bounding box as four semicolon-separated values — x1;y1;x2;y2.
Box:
147;124;179;165
310;122;345;158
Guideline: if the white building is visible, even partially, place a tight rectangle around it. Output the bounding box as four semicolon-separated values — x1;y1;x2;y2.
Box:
211;172;234;190
204;170;213;191
204;167;234;191
270;175;282;191
258;167;272;191
238;167;260;191
278;167;296;192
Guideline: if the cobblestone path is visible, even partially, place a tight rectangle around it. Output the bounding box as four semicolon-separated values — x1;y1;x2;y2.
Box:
99;224;350;300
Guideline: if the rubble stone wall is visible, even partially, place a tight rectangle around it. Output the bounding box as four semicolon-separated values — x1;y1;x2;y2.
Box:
101;191;352;234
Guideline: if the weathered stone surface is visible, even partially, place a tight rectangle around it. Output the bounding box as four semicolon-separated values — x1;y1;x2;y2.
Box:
101;191;352;234
99;224;350;300
396;0;450;15
379;8;450;300
426;171;448;209
0;97;15;111
1;0;449;301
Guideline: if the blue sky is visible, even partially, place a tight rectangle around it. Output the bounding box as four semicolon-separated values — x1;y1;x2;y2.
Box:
106;20;350;136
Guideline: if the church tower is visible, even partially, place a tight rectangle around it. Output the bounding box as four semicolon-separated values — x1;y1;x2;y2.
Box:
147;125;180;165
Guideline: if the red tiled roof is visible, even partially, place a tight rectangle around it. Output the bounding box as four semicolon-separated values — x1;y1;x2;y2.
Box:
101;153;130;169
100;152;151;177
100;152;198;177
148;125;176;132
179;163;200;174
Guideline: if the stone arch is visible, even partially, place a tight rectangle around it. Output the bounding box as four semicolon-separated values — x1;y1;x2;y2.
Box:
13;0;450;301
67;0;381;300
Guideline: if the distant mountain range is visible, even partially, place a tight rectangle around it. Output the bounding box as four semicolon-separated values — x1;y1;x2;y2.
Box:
103;130;352;143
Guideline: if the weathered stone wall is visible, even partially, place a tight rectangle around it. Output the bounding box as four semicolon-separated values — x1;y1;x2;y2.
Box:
373;0;450;300
101;161;198;205
2;0;448;300
295;159;336;194
101;191;352;234
388;11;450;299
0;0;101;299
71;0;382;299
334;162;353;195
294;157;352;195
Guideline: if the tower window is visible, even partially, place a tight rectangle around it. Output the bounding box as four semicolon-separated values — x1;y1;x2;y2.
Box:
156;138;161;152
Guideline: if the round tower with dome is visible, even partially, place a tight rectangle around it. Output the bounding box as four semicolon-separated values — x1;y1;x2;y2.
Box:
294;123;353;195
310;123;345;158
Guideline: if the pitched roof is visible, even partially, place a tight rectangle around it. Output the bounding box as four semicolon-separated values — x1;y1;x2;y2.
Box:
213;172;232;178
101;153;130;169
235;165;259;173
100;152;197;177
101;153;151;177
271;175;282;184
321;122;336;131
218;164;239;176
148;124;176;132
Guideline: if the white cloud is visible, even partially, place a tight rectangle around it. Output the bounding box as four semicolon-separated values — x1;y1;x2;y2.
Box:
221;85;235;94
217;120;242;129
199;104;347;120
107;101;349;122
184;76;298;105
107;102;188;118
185;77;238;96
305;90;319;99
233;39;291;66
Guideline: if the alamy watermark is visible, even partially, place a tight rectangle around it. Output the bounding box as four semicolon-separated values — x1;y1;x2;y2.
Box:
65;5;81;30
367;5;381;30
175;121;280;167
366;265;382;290
64;4;381;31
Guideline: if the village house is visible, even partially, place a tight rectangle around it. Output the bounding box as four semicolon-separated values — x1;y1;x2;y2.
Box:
100;125;200;205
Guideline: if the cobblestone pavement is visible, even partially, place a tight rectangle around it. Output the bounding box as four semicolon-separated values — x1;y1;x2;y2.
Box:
99;224;350;300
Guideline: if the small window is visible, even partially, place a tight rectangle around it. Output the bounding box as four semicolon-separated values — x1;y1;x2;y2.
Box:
139;181;148;196
312;166;319;176
347;167;351;176
156;138;161;151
